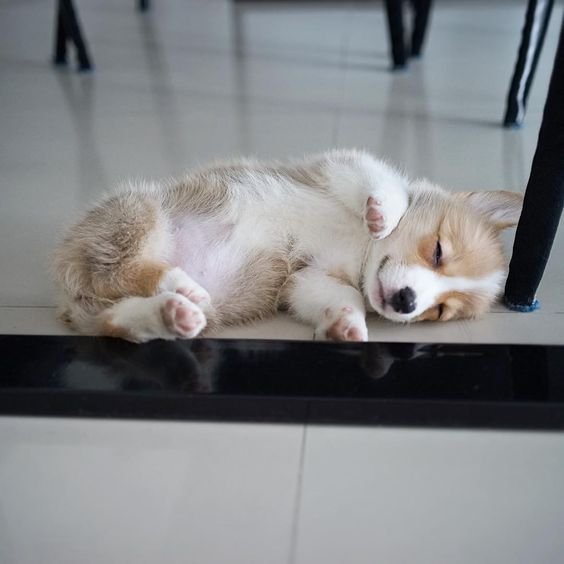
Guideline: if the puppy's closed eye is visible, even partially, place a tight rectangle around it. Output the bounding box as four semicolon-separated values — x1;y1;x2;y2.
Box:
433;240;442;267
437;303;444;319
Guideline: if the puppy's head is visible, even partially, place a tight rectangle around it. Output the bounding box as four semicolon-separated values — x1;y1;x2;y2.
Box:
364;181;523;323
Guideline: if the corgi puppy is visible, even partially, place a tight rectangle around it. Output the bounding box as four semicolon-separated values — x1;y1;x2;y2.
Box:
53;149;523;343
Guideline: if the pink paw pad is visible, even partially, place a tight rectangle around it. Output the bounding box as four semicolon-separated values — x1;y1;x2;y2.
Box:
326;310;366;342
162;296;206;338
366;196;387;238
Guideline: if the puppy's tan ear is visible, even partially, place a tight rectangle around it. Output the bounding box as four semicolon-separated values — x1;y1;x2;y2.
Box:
456;190;523;229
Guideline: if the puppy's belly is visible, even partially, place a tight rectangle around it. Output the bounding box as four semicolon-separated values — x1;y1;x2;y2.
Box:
170;217;243;301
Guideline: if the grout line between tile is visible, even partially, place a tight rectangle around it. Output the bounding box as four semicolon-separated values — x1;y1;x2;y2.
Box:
288;423;308;564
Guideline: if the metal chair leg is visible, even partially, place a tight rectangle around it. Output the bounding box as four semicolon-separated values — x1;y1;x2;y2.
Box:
503;0;554;128
504;13;564;311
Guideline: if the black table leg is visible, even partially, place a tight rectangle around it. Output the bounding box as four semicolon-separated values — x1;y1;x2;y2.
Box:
52;0;93;72
503;0;554;128
384;0;433;69
53;1;67;65
410;0;432;57
504;13;564;311
138;0;150;12
384;0;408;69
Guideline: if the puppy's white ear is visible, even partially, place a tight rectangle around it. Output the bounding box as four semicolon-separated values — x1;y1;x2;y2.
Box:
457;190;523;229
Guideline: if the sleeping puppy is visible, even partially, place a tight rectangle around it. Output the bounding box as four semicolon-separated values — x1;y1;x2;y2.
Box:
53;149;522;343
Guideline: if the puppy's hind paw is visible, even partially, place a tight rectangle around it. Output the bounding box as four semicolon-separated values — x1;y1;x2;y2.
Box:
161;295;206;339
175;286;211;310
160;267;212;311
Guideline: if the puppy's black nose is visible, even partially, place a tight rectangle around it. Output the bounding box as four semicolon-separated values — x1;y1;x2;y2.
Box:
390;287;416;314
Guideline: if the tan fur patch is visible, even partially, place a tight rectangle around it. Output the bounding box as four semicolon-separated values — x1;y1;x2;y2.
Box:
439;208;505;278
99;315;135;342
442;290;491;319
277;160;327;188
415;306;441;322
168;168;232;216
53;189;168;301
409;203;506;280
210;250;294;329
415;290;492;322
89;261;169;301
328;269;354;288
456;190;523;230
415;233;440;269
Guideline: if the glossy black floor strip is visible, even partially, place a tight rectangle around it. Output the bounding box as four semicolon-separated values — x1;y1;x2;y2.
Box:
0;335;563;429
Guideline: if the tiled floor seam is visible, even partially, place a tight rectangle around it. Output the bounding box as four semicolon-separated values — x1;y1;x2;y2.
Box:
288;424;308;564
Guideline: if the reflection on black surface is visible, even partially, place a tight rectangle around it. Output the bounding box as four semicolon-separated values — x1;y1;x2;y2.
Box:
1;336;564;428
1;336;562;402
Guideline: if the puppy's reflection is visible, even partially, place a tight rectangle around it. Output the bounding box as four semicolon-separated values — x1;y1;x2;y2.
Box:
60;339;429;396
360;343;427;380
61;339;221;393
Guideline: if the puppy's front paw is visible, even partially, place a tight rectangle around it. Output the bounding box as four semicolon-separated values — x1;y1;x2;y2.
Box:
365;188;408;240
315;306;368;342
365;197;387;238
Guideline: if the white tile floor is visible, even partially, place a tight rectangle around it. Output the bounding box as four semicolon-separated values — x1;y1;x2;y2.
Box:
295;425;564;564
2;2;564;563
2;417;564;564
0;417;305;564
1;0;563;342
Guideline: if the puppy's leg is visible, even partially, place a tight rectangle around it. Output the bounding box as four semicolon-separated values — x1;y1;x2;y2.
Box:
92;261;211;308
323;152;409;239
100;292;207;343
284;267;368;342
102;264;212;342
62;261;213;342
